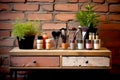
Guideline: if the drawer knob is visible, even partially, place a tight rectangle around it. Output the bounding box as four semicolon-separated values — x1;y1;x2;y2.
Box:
33;61;37;63
85;60;88;64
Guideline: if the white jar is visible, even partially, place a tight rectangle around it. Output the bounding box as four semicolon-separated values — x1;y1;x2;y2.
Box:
46;39;52;49
77;39;84;49
37;40;43;49
37;39;43;44
93;39;101;49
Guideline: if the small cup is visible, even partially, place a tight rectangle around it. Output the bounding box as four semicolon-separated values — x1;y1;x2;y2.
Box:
46;39;52;49
69;40;76;50
93;39;101;50
37;44;43;50
61;43;68;49
85;39;92;50
77;39;84;49
37;40;43;44
37;39;43;49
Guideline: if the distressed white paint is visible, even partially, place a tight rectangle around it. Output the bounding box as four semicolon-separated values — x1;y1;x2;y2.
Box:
62;57;110;67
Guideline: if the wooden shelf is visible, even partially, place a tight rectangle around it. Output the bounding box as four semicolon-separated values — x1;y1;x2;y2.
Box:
10;47;111;56
9;47;112;70
9;47;112;80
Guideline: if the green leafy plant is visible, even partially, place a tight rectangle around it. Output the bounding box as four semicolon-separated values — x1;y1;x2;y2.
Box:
12;20;39;41
76;4;100;28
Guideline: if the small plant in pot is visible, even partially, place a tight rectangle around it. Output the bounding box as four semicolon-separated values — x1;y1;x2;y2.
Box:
76;4;100;39
12;20;39;49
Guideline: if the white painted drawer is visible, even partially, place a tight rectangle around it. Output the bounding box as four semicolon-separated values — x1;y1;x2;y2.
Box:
62;56;110;67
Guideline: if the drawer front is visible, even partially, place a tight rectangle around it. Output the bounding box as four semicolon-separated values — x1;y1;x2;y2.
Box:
10;56;60;67
62;57;110;67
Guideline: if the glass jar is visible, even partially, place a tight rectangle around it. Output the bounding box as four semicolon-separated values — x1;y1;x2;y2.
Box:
85;39;92;50
77;39;84;49
42;33;48;49
69;40;76;50
61;43;68;50
46;39;52;49
93;39;101;49
36;39;43;50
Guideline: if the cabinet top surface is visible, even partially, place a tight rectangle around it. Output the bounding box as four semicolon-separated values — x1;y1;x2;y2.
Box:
9;47;111;56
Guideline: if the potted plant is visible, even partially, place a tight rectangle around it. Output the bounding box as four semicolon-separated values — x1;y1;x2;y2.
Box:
12;20;39;49
76;4;100;39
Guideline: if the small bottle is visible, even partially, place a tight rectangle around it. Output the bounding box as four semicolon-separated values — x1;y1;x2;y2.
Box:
92;33;95;40
37;40;43;50
37;36;43;49
93;39;101;49
42;32;48;49
77;39;84;49
85;39;92;50
46;39;52;49
95;33;99;39
89;32;93;40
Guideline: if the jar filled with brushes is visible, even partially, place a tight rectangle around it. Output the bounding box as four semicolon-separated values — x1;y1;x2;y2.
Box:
60;28;69;49
69;39;76;50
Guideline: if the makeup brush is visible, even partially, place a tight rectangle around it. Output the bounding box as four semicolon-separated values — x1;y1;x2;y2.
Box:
52;30;61;49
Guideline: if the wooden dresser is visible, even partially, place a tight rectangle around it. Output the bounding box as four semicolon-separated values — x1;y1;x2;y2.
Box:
9;47;112;79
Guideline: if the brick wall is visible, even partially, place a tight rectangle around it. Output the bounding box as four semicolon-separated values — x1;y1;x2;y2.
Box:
0;0;120;74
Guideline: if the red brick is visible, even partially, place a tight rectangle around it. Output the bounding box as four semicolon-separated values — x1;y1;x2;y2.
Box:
0;31;10;37
110;5;120;12
67;21;79;29
81;4;108;12
0;22;12;29
55;0;67;2
13;4;39;11
100;23;120;30
41;31;54;38
109;14;120;21
93;4;108;12
0;0;25;2
68;0;78;2
42;23;66;29
107;0;120;3
27;0;54;2
28;13;52;21
41;4;53;11
81;4;90;11
55;14;75;21
0;4;10;11
55;4;78;12
79;0;89;2
0;12;24;20
0;47;13;54
0;38;14;47
99;14;107;22
93;0;104;3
